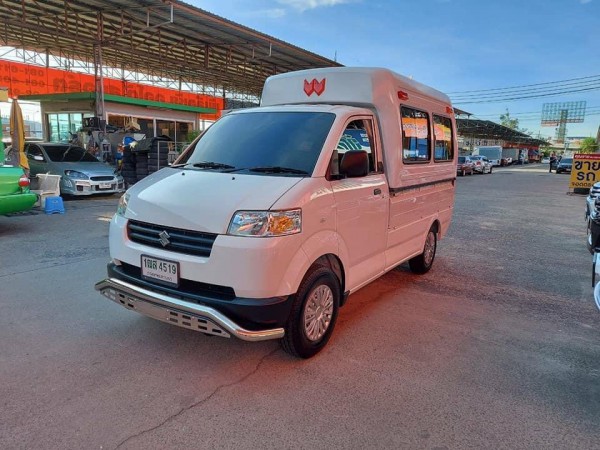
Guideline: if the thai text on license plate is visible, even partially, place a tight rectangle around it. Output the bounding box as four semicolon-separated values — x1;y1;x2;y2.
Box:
99;183;113;189
141;255;179;287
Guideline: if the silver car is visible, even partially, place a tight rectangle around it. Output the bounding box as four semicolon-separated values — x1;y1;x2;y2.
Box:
25;142;125;196
470;155;493;174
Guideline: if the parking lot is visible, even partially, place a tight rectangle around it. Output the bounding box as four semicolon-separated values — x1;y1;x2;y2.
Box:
1;164;599;449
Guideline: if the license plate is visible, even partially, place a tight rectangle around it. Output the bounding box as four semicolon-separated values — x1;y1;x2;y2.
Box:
141;255;179;287
99;183;113;189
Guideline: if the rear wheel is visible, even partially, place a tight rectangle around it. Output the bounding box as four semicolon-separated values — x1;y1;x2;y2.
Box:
409;226;437;274
281;266;340;359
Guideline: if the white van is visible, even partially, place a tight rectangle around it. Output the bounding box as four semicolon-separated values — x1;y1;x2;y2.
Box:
96;67;457;358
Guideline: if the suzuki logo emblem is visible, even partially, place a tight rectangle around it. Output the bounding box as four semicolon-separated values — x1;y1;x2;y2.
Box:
303;78;326;96
158;230;171;247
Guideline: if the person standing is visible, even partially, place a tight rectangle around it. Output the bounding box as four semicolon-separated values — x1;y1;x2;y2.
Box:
549;154;557;173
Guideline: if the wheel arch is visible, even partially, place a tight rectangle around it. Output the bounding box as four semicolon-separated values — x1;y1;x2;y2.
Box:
311;254;347;306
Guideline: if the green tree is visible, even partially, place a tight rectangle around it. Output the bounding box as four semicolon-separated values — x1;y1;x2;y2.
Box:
499;109;520;129
580;137;599;153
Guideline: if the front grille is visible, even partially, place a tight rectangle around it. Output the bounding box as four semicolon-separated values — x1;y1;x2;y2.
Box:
127;219;217;257
590;184;600;199
119;262;236;300
91;176;115;181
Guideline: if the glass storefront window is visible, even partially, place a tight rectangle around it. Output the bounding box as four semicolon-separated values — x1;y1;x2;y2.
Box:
156;120;175;140
47;112;87;142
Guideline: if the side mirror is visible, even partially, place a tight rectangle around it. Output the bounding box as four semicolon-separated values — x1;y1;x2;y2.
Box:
340;150;369;178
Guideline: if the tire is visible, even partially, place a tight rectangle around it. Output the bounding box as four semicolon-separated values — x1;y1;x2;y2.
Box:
408;226;437;274
489;167;493;174
148;156;168;163
280;266;340;359
460;169;465;177
121;169;136;178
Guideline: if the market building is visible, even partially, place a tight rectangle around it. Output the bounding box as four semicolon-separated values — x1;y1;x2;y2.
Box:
0;0;340;153
455;113;548;161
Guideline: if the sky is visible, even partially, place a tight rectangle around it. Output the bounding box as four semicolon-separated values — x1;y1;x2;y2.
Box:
189;0;600;139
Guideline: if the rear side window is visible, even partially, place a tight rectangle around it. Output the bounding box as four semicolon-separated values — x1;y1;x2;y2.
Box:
401;107;430;163
433;115;454;162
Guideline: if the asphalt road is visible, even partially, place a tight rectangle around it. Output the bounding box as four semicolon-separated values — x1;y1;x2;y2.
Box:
1;164;599;449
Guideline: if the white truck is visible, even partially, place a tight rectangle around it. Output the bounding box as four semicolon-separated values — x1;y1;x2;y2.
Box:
95;67;458;358
501;148;519;166
473;145;502;166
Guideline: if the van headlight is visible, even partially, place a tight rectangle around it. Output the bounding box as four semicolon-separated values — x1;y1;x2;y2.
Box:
116;192;130;216
228;209;301;237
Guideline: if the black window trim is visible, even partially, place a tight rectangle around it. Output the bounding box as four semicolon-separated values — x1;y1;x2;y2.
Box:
432;113;455;164
400;105;431;164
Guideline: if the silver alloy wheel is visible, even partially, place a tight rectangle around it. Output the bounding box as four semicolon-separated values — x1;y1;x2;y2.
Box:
423;231;436;266
303;284;334;342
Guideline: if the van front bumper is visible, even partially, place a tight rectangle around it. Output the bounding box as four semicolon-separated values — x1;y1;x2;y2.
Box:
95;262;292;341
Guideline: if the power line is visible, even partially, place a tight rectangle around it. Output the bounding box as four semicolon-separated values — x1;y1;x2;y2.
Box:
451;79;600;100
447;74;600;95
472;106;600;120
452;85;600;104
473;106;600;117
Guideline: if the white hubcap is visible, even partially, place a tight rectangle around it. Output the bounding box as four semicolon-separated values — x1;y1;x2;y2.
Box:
424;231;436;266
303;284;334;342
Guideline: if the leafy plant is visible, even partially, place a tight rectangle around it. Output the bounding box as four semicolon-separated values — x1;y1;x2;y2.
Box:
580;137;599;154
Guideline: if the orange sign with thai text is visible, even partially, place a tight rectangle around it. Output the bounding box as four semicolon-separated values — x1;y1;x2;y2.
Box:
0;60;222;120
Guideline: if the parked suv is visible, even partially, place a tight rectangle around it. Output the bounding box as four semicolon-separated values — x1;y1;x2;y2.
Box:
555;157;573;174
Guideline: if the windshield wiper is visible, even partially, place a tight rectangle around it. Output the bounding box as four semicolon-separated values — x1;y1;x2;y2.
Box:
191;161;235;170
248;166;308;175
171;161;235;170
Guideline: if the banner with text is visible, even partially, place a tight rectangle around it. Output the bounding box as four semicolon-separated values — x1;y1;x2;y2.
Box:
0;60;222;120
569;153;600;190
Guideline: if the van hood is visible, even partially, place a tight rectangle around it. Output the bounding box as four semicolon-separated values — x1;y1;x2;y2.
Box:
125;168;304;234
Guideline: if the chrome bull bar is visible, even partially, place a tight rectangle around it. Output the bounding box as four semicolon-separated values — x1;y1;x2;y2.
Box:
95;278;285;341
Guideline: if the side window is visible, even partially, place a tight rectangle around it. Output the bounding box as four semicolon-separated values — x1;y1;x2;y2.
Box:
401;107;430;163
333;119;377;177
26;144;43;160
433;115;454;162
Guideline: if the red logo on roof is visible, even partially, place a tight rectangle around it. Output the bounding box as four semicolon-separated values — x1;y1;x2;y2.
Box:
304;78;326;96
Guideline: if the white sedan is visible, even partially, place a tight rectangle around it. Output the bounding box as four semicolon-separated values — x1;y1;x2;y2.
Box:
469;155;493;174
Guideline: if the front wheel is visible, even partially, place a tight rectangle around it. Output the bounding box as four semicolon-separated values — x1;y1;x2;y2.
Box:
281;266;340;358
409;227;437;274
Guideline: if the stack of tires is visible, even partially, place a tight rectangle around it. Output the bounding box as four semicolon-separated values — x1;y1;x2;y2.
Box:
135;151;149;181
121;144;138;187
129;136;173;183
147;136;172;176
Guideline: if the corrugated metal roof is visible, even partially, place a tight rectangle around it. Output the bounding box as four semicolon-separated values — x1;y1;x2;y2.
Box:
0;0;341;97
457;119;548;146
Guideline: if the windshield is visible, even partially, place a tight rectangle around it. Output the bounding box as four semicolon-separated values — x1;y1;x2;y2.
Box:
44;145;99;163
458;157;466;163
561;158;573;164
180;111;336;175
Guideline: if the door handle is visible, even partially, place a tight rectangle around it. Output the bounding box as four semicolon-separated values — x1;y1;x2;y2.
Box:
374;188;382;195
